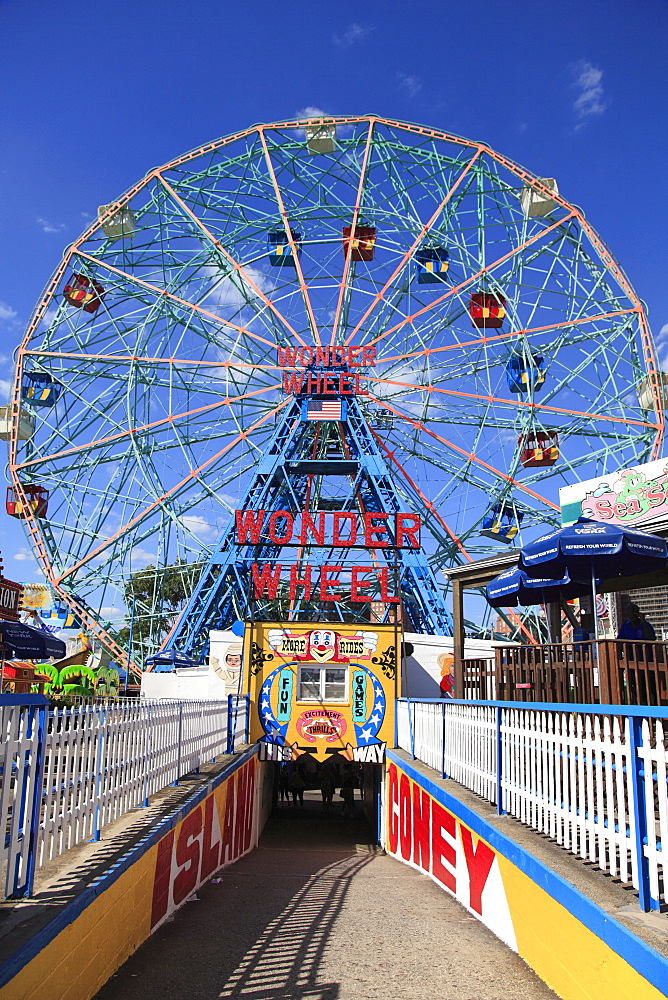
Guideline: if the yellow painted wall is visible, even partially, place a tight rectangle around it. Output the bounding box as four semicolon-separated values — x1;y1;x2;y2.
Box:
1;754;262;1000
498;857;667;1000
1;847;155;1000
385;755;668;1000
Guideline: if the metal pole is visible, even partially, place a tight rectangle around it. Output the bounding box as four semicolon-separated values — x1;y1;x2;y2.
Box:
227;693;235;754
628;716;654;910
172;702;183;786
19;703;46;898
591;558;599;641
93;706;106;841
126;595;136;694
441;699;448;780
496;705;505;815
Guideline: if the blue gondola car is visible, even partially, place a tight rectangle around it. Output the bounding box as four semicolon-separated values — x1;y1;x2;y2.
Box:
415;247;449;284
267;229;302;266
21;372;61;408
506;356;545;394
480;505;523;544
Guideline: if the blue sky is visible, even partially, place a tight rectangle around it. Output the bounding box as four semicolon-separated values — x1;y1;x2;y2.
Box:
0;0;666;586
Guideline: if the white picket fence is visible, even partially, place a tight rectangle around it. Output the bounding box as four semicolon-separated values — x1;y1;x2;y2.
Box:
0;696;249;897
397;698;668;911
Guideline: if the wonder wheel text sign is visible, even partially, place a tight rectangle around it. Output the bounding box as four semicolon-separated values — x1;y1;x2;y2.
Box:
277;344;376;395
244;621;399;762
236;509;421;604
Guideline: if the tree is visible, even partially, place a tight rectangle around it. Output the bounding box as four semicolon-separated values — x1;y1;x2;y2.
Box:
119;559;204;661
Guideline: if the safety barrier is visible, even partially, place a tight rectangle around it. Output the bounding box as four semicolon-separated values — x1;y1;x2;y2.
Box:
0;695;250;899
397;697;668;912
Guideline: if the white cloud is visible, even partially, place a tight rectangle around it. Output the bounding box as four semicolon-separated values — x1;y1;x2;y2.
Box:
38;305;58;330
14;548;34;562
130;547;156;568
397;72;423;98
654;322;668;369
333;22;373;46
100;605;123;620
296;106;329;120
203;263;274;312
0;379;11;401
571;61;608;125
0;301;17;322
36;216;66;234
181;515;217;541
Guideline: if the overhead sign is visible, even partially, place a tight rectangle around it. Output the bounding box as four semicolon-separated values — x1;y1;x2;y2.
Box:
0;577;22;623
560;458;668;530
244;620;399;762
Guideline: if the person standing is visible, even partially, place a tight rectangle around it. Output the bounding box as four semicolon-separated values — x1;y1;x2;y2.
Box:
289;767;306;807
319;766;334;812
617;604;656;641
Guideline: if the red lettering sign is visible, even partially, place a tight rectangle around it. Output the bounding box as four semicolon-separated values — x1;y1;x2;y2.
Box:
236;510;421;548
150;761;257;932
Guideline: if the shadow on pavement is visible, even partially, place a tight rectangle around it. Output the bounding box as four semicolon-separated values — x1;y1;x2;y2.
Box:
96;793;376;1000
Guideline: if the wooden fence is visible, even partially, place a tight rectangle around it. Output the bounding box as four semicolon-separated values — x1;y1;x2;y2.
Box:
491;640;668;705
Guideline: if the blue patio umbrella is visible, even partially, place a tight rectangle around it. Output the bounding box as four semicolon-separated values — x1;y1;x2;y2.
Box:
485;566;591;641
145;648;199;672
485;567;591;608
519;517;668;638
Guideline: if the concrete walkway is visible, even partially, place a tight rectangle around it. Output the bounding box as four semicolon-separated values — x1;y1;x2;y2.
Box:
95;791;556;1000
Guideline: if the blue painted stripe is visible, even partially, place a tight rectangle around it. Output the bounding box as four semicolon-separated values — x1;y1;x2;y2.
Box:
387;749;668;997
0;747;258;991
396;697;668;719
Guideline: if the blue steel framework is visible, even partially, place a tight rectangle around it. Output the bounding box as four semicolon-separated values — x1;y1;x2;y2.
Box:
168;381;453;664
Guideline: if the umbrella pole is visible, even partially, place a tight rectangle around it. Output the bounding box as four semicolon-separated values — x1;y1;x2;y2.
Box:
591;558;599;641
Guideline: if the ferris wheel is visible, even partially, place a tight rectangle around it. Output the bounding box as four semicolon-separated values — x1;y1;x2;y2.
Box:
6;115;662;668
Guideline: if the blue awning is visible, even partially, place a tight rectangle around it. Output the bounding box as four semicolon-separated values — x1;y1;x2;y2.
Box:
145;648;198;672
0;621;66;660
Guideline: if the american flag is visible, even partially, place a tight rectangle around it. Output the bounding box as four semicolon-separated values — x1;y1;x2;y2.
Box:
306;398;343;421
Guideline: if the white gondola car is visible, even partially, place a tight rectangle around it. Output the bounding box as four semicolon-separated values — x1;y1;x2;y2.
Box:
304;121;336;154
98;204;136;240
0;406;34;441
520;178;559;218
637;372;668;411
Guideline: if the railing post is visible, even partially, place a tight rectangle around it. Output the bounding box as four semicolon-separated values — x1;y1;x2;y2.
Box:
496;705;505;815
93;706;106;842
628;716;655;911
20;703;46;899
441;700;448;779
172;702;183;786
408;699;415;759
226;694;235;754
143;704;151;807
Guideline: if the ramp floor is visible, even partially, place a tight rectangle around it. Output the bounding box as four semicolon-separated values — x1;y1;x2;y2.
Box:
95;791;556;1000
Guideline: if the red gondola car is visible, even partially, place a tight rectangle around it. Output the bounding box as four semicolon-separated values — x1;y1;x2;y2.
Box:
343;225;376;261
519;431;559;468
63;273;105;313
6;485;49;519
469;292;506;329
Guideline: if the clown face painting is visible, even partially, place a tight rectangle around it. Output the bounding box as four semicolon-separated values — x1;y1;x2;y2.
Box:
307;629;337;662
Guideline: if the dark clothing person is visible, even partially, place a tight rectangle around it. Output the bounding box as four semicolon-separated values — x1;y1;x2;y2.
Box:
319;768;334;811
617;606;656;641
290;768;306;807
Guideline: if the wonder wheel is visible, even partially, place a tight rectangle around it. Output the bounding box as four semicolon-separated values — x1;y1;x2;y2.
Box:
6;116;661;667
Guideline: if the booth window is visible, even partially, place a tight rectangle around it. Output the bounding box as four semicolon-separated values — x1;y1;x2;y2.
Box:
298;666;347;702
